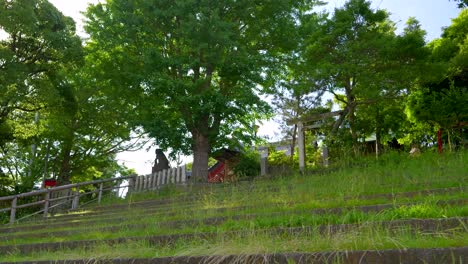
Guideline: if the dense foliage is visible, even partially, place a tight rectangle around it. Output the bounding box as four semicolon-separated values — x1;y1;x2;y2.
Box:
0;0;466;192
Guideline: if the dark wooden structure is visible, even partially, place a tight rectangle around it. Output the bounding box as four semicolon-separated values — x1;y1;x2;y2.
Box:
208;149;240;182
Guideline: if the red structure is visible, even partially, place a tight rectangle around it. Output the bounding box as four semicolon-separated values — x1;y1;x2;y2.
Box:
208;161;225;183
207;149;240;183
437;128;443;154
44;179;57;188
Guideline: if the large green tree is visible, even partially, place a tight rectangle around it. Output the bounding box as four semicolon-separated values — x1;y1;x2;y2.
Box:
0;0;82;190
407;9;468;150
303;0;427;154
0;0;138;191
0;0;82;146
43;62;141;185
85;0;316;181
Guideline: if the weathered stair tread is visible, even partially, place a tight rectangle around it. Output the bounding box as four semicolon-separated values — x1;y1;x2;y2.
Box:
1;198;465;237
3;247;467;264
1;217;466;255
7;185;465;234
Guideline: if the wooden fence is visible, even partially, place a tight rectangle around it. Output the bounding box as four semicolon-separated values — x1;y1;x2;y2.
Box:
130;165;187;193
0;165;187;225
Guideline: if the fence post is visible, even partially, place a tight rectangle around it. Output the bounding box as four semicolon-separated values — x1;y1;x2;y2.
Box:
298;121;305;173
143;175;148;190
176;167;181;183
157;171;162;187
149;174;154;190
139;176;144;191
128;176;135;194
43;191;50;219
181;165;187;183
98;182;104;204
135;176;140;192
9;196;17;225
71;187;80;210
160;170;165;185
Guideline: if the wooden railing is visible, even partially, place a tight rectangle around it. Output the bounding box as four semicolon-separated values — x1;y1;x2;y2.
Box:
0;165;187;225
131;165;187;192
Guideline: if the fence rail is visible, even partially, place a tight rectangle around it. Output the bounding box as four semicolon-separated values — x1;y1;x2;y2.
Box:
131;165;187;193
0;165;187;225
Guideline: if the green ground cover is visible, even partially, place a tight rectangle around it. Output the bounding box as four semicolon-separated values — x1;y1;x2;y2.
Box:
0;151;466;262
3;226;467;262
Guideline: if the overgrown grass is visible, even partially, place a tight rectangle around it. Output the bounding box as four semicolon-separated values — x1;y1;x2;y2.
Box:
89;151;466;208
1;202;466;246
0;151;466;262
2;225;467;262
2;188;465;241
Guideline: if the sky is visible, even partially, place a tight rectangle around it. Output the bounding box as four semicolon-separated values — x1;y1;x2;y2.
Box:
44;0;462;175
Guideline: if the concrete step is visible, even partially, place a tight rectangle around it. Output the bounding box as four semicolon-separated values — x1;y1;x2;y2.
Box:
0;217;466;255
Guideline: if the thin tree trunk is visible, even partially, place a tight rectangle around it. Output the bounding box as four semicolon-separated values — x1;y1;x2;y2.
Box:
344;81;358;156
290;124;297;162
447;129;452;152
191;130;210;182
375;108;382;158
348;104;359;155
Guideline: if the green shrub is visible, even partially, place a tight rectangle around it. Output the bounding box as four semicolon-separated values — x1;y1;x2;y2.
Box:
233;150;260;180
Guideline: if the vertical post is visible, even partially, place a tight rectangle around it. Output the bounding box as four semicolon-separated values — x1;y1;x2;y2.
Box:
135;176;141;192
157;171;162;187
176;166;181;183
10;196;17;225
322;145;329;167
171;168;176;184
128;176;135;194
133;177;137;192
148;174;152;190
260;147;269;176
260;157;268;176
438;128;443;154
298;121;305;173
162;170;167;185
181;165;187;184
98;182;104;204
71;187;80;210
143;175;148;191
43;191;50;219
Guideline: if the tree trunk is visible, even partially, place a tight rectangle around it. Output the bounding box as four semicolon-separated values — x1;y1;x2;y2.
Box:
57;133;75;185
447;129;452;152
375;108;382;158
344;81;358;156
347;104;359;155
290;124;297;162
191;130;210;182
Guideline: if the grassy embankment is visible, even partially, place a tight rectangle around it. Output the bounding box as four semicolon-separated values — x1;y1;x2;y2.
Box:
0;151;466;263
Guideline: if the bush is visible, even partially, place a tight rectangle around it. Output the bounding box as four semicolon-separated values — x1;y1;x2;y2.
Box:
233;150;260;180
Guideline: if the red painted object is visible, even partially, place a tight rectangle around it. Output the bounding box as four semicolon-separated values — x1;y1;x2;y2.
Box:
44;179;57;188
437;128;443;154
208;162;225;183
